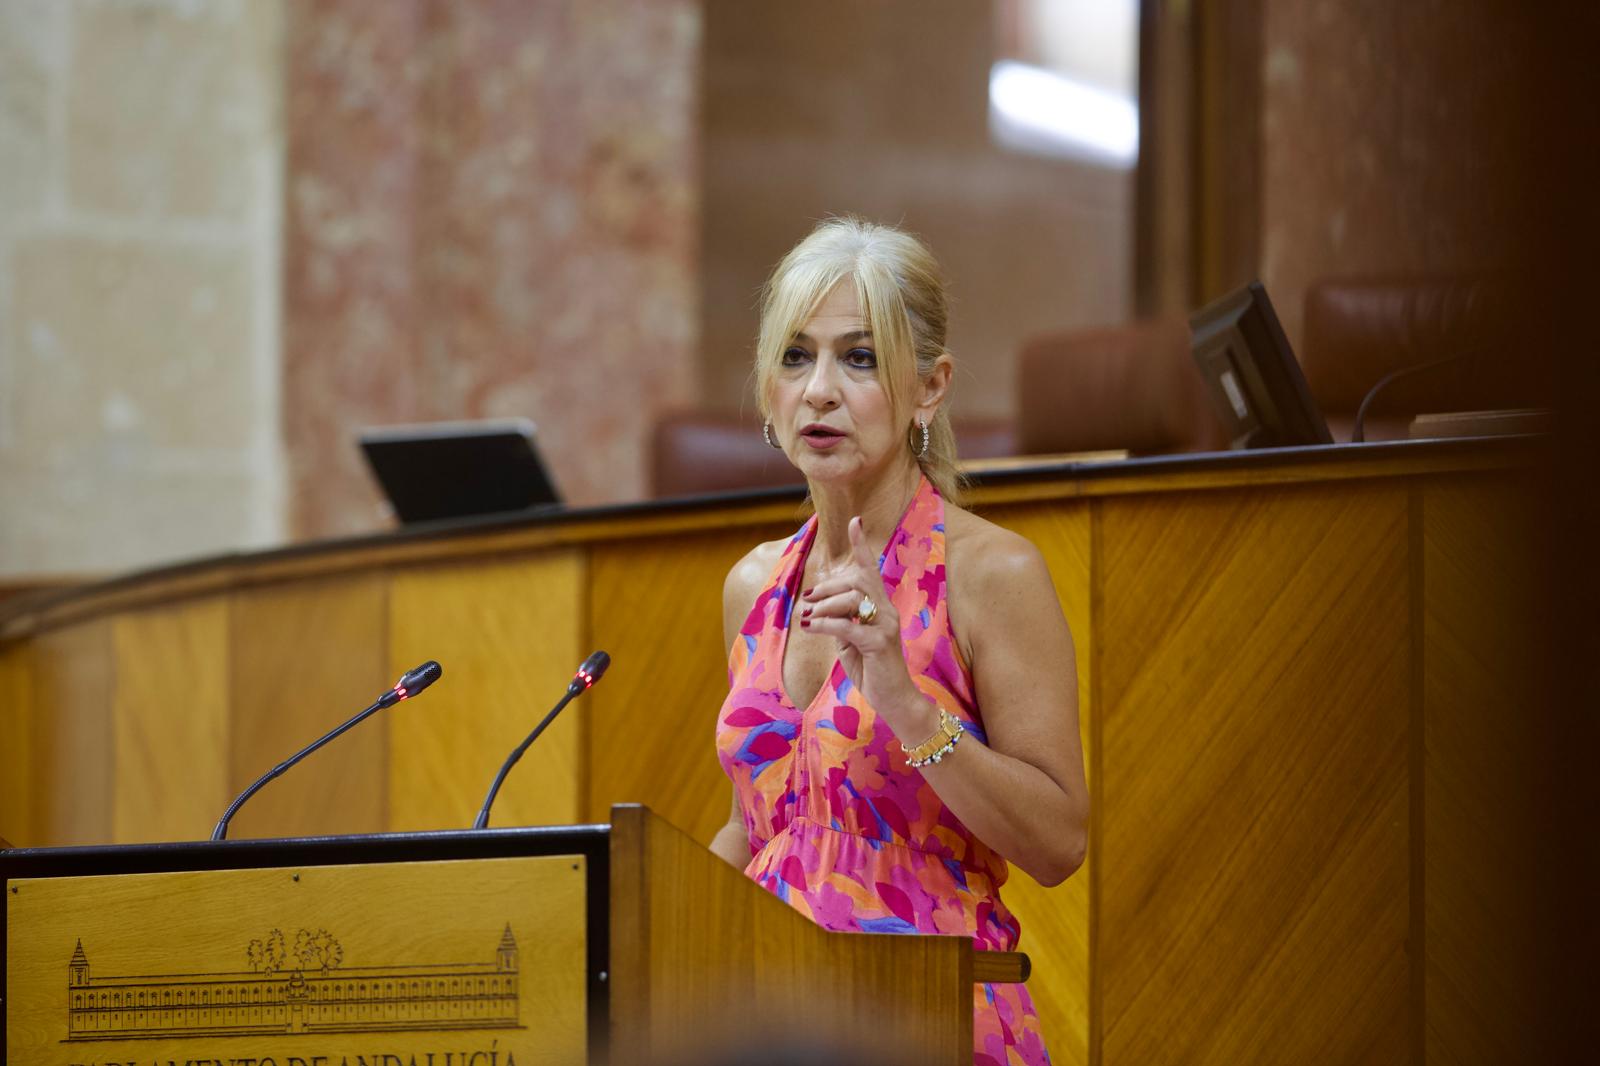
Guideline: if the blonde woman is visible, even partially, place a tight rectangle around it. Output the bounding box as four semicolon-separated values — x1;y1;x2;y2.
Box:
712;217;1088;1065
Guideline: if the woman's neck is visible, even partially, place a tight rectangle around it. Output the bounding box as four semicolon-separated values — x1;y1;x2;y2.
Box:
806;461;924;571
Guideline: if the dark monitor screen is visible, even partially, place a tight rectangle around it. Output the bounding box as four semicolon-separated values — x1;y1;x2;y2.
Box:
1190;280;1333;449
359;418;561;525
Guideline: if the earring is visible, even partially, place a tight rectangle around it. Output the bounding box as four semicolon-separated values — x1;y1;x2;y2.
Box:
763;420;783;450
912;418;930;458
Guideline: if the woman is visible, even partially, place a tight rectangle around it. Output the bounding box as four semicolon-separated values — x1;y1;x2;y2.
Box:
712;217;1088;1066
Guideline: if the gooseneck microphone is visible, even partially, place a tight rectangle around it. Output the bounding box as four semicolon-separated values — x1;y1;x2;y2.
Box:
210;661;443;842
473;651;610;830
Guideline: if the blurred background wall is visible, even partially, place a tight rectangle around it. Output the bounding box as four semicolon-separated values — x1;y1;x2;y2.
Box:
0;0;284;576
0;0;1581;578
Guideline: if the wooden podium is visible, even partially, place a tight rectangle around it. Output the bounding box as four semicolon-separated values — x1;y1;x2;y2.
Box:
3;804;1021;1065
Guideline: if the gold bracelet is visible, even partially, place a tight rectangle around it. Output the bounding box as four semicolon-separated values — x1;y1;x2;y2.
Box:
902;708;965;768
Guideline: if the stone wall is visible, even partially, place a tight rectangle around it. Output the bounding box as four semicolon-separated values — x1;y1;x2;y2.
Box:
0;0;285;577
282;0;701;538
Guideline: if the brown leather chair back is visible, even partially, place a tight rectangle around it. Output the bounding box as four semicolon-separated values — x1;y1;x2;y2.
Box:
650;411;805;498
1301;276;1546;440
650;412;1020;498
1015;318;1226;455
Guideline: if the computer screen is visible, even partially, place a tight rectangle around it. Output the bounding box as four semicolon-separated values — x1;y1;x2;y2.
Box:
1190;281;1333;449
359;418;561;525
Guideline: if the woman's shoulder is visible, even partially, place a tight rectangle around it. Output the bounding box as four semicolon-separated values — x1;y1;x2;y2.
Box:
725;537;788;598
941;503;1049;588
940;503;1067;670
722;536;790;633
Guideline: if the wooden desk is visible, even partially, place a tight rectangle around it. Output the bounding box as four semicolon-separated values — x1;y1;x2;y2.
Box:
0;437;1553;1064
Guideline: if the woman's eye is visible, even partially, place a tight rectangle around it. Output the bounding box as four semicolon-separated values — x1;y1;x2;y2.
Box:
781;346;810;366
845;347;878;369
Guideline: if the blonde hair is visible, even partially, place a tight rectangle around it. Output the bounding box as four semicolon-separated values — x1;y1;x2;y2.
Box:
754;217;963;502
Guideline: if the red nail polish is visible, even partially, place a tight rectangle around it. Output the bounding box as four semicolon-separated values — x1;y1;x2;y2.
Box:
800;618;810;628
801;607;812;618
802;587;813;596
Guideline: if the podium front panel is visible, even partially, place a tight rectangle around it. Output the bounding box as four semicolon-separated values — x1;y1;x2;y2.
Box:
3;828;610;1066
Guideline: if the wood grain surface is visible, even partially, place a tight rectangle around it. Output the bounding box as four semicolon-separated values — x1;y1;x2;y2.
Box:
31;621;114;845
1096;482;1412;1064
388;552;585;831
609;804;968;1066
981;499;1094;1066
585;523;792;839
0;641;35;846
225;576;390;840
1421;473;1554;1060
0;440;1533;645
111;600;231;843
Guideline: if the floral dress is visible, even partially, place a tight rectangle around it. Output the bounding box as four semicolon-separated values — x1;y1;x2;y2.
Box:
715;476;1051;1066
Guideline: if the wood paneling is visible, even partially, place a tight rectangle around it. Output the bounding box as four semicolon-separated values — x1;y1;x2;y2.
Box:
609;804;966;1065
387;553;584;831
225;576;389;839
31;621;114;845
0;441;1531;645
0;641;35;846
1097;483;1412;1064
586;524;792;840
0;441;1554;1064
986;500;1094;1066
1421;474;1552;1060
110;600;230;844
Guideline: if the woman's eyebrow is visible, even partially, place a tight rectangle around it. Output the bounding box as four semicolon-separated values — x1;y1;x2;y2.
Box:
792;329;874;345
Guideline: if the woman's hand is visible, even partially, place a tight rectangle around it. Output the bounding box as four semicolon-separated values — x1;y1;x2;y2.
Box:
798;516;933;736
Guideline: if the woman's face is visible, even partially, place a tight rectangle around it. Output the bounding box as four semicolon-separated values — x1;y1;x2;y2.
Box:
770;281;905;486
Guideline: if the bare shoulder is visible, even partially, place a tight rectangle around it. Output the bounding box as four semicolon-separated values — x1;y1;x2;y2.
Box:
722;537;788;651
942;504;1052;591
941;504;1066;665
725;538;787;602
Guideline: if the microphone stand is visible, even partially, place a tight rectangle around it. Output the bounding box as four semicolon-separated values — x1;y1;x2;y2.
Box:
472;690;577;831
211;694;394;842
211;661;440;842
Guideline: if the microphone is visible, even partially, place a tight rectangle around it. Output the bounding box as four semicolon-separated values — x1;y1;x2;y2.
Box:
211;660;443;842
473;651;610;830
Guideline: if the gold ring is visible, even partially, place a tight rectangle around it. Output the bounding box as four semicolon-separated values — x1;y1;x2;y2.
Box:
854;595;878;625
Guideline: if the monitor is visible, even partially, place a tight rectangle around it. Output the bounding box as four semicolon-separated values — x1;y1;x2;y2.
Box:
359;418;561;525
1189;280;1333;449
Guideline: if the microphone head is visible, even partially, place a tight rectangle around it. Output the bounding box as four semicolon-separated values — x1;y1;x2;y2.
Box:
394;660;443;700
572;650;610;693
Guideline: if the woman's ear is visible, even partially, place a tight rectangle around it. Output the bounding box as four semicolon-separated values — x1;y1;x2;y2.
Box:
917;353;954;420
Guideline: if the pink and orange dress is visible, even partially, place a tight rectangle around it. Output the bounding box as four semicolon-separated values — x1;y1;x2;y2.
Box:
715;476;1051;1066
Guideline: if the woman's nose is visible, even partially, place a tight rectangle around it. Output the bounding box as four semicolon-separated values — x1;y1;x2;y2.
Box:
802;357;840;407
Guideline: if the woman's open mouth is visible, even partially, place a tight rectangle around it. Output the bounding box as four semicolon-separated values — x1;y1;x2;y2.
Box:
800;424;846;450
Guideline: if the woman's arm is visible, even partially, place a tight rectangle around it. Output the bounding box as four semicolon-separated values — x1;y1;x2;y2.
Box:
922;523;1088;885
800;517;1088;886
708;790;750;869
707;541;781;869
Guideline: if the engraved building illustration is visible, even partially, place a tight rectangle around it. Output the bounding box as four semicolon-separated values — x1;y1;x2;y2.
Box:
66;925;521;1040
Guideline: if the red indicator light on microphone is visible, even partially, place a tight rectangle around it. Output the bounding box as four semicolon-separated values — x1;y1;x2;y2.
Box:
394;685;409;700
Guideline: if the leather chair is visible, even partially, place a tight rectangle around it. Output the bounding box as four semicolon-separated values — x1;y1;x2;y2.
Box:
1015;317;1228;455
1300;276;1547;442
650;410;1018;499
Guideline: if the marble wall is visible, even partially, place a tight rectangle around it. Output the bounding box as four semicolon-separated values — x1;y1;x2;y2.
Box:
0;0;285;575
283;0;700;539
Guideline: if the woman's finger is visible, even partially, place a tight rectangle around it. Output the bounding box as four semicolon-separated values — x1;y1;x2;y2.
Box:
848;515;879;569
800;589;868;620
